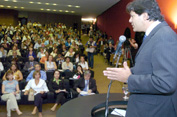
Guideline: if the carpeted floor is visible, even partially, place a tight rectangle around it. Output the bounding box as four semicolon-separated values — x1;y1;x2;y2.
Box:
0;35;124;117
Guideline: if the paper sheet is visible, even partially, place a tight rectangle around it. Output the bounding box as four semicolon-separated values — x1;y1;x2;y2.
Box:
111;108;126;117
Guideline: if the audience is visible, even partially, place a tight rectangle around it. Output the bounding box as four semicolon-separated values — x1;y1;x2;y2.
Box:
74;70;98;96
62;57;73;72
40;51;49;65
45;55;57;71
23;56;38;71
3;63;23;81
48;70;67;111
24;71;49;117
26;64;47;82
0;21;107;114
78;56;88;71
1;70;22;116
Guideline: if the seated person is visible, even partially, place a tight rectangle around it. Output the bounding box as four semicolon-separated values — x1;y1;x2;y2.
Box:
24;71;49;117
62;57;73;72
50;48;58;58
26;64;47;82
23;56;38;71
7;50;22;63
37;47;45;61
34;39;42;50
48;70;67;111
54;53;64;69
3;63;23;81
74;70;98;96
0;46;7;58
1;70;22;116
7;45;21;56
73;65;84;79
78;56;88;71
27;47;37;58
65;48;75;57
40;51;49;65
45;55;57;71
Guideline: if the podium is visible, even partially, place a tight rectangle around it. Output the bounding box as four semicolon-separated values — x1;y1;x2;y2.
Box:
56;93;128;117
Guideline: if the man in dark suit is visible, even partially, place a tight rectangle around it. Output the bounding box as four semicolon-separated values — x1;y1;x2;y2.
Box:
23;56;38;71
74;70;98;96
104;0;177;117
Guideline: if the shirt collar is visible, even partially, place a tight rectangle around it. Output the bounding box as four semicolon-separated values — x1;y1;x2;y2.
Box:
145;20;161;36
53;78;61;85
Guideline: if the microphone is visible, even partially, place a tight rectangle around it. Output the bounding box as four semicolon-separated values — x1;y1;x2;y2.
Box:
113;35;126;60
105;35;126;117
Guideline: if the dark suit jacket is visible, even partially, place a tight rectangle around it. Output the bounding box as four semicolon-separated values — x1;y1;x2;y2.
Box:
48;78;65;93
126;22;177;117
74;78;97;93
23;61;38;71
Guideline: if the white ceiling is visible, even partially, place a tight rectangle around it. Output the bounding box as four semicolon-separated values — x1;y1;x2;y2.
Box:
0;0;120;18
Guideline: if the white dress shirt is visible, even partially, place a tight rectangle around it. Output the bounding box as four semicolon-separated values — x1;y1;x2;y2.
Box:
25;79;49;95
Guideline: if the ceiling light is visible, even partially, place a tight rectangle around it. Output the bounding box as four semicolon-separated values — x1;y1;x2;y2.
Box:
71;11;75;13
53;9;56;11
53;3;57;6
29;1;34;4
45;3;49;5
0;5;4;7
13;0;17;2
65;10;69;13
46;9;50;11
40;8;44;10
37;2;41;4
75;6;80;8
4;0;9;1
7;6;11;8
68;5;72;7
14;6;18;8
82;18;97;22
21;7;24;9
59;10;63;12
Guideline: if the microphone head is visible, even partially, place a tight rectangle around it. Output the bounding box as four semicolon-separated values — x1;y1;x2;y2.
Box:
119;35;126;43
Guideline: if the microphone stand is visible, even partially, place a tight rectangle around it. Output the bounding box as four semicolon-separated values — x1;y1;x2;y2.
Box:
105;50;122;117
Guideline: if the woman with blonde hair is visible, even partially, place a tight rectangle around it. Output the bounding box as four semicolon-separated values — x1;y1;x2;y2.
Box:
24;71;49;117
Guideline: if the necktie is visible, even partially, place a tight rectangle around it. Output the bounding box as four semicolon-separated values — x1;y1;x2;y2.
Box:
143;34;147;42
83;80;89;91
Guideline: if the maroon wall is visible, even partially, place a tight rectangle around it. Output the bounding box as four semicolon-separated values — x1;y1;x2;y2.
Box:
97;0;133;42
97;0;177;42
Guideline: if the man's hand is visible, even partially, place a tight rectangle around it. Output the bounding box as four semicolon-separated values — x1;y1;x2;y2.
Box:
88;90;92;94
103;62;132;83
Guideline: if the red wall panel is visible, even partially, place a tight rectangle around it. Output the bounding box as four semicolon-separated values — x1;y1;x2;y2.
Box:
97;0;177;42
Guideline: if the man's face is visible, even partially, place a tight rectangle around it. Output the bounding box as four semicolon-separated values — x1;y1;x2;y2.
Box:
129;11;145;32
35;65;41;71
84;74;91;80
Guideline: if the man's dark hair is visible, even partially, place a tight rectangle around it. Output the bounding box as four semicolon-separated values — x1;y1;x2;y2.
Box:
126;0;164;21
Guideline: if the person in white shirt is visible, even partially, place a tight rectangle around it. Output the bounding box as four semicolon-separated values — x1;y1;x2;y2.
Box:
45;55;57;71
24;71;49;117
78;56;88;71
65;48;75;57
62;57;73;72
34;40;42;50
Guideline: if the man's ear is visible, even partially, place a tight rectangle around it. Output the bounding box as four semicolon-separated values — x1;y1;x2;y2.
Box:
142;12;149;21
